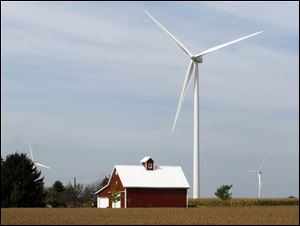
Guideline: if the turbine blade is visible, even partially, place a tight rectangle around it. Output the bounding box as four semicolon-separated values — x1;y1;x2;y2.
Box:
29;144;34;162
195;31;263;57
172;61;194;132
35;162;51;169
144;10;192;57
259;160;266;171
248;170;258;173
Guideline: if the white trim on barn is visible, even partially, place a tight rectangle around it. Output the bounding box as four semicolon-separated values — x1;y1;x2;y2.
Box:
94;168;115;195
186;192;189;208
124;188;127;208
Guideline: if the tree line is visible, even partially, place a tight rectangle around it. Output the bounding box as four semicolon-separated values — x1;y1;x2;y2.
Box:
1;153;109;207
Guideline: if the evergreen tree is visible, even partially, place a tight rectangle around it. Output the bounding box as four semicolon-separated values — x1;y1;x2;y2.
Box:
53;180;65;193
1;156;7;207
100;176;109;188
1;153;46;207
45;180;66;207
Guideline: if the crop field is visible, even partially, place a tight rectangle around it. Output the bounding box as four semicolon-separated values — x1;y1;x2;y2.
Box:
1;206;299;225
189;198;299;206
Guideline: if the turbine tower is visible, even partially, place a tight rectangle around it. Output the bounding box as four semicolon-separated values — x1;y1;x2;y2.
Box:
29;144;51;169
249;160;266;198
145;10;262;198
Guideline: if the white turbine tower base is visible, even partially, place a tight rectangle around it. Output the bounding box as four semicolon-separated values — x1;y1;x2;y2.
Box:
145;10;262;198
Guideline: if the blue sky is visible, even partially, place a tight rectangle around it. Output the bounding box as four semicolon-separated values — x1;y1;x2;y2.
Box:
1;1;299;198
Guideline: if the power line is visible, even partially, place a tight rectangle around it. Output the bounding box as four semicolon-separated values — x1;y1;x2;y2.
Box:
44;172;110;181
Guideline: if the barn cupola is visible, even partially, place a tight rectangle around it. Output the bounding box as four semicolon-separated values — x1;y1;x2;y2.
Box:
140;156;155;171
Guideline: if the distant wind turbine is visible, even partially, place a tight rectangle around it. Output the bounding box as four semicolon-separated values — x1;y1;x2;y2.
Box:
29;144;51;169
144;10;263;198
248;160;266;198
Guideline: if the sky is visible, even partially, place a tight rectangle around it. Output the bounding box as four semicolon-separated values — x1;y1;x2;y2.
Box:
1;1;299;198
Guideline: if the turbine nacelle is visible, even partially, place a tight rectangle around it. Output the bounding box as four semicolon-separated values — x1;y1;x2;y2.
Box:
191;56;203;63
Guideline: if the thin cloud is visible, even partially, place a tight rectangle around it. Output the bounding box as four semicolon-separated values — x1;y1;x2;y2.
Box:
1;2;298;197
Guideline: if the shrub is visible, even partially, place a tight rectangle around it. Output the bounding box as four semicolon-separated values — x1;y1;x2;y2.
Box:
214;185;233;201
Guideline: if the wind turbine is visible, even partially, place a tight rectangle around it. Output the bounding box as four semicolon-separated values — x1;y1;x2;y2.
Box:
144;10;263;198
29;144;51;169
249;160;266;198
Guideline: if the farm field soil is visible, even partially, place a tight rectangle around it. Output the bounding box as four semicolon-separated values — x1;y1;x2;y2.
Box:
1;206;299;225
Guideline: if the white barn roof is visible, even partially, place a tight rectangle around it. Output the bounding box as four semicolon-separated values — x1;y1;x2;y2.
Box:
115;165;190;188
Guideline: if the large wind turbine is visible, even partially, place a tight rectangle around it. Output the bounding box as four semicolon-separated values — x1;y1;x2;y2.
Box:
29;144;51;169
249;160;266;198
145;10;262;198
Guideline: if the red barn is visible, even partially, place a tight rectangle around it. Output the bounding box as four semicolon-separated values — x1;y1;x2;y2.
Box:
95;156;190;208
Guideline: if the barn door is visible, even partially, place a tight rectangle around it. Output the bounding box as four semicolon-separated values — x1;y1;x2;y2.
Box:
97;197;109;208
112;200;121;208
